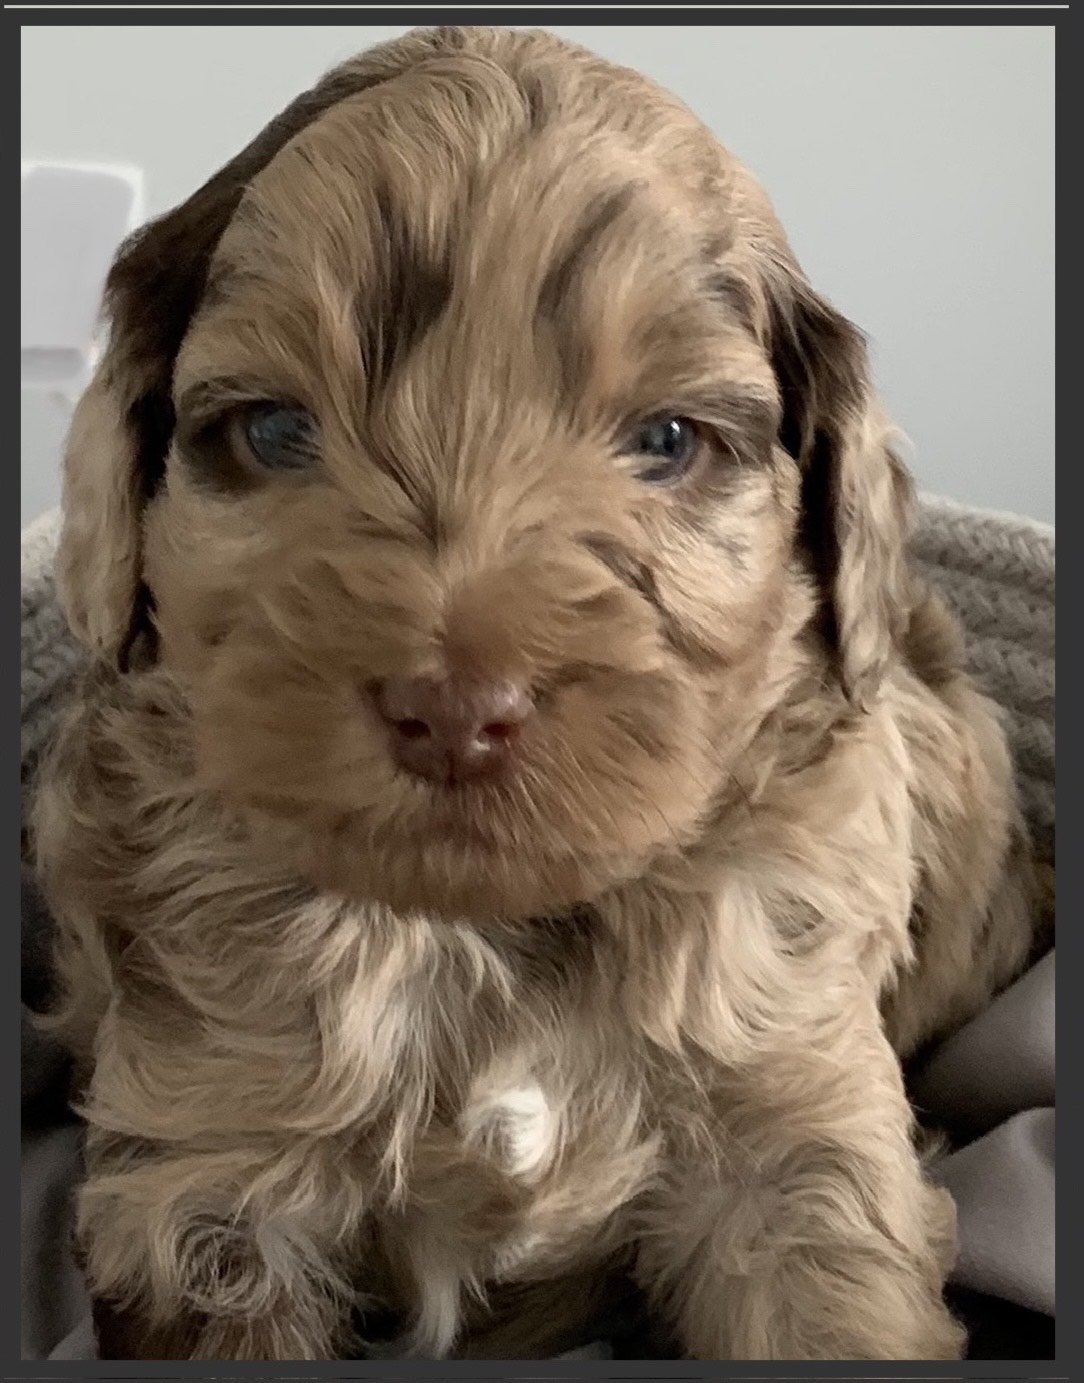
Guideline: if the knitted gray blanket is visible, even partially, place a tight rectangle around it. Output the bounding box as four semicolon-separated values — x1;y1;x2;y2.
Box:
20;497;1054;1361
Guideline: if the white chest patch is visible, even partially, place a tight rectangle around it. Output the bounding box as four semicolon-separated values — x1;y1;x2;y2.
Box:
460;1077;556;1178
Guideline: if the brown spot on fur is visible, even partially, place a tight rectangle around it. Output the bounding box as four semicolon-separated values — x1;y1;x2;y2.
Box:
516;70;552;133
536;183;640;327
357;178;456;393
705;266;755;335
576;531;724;670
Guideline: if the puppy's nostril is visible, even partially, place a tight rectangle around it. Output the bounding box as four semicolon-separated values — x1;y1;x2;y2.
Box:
397;718;431;741
481;721;517;742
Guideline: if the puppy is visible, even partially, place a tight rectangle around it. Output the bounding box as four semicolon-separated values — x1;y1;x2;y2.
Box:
32;25;1042;1361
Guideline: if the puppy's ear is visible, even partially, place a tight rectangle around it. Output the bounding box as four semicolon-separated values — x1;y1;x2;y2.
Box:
56;27;460;669
763;258;914;709
55;363;165;669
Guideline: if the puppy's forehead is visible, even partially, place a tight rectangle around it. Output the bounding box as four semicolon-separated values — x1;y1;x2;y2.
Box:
211;61;739;306
193;61;776;417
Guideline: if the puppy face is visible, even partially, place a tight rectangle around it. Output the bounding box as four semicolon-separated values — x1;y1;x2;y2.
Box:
57;27;912;919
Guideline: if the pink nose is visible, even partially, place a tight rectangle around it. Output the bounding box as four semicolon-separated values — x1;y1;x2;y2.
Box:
374;675;535;785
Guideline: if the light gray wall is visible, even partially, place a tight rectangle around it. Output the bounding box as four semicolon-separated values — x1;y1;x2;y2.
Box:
21;24;1054;526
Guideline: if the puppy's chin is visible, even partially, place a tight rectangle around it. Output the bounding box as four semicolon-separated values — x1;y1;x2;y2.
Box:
233;780;702;922
286;826;642;921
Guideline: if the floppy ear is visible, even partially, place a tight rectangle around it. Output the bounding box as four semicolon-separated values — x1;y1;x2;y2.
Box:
54;26;461;669
763;257;914;710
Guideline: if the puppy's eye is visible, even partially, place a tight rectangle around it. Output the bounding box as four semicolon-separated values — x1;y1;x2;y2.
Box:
242;405;317;471
625;414;702;485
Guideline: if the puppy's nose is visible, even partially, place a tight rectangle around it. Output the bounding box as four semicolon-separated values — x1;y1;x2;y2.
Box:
374;675;534;785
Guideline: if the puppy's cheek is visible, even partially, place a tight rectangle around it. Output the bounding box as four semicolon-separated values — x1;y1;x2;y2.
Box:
148;565;247;682
541;684;715;845
186;653;384;816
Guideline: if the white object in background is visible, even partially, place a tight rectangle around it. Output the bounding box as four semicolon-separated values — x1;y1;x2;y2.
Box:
21;162;144;396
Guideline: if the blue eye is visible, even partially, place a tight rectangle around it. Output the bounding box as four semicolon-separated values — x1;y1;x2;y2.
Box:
243;405;317;471
627;414;702;484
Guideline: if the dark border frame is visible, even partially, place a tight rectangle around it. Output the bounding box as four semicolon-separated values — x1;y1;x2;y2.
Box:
12;5;1070;1380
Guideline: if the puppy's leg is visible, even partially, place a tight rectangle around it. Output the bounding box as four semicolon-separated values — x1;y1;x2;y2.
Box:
78;1133;362;1360
636;996;965;1360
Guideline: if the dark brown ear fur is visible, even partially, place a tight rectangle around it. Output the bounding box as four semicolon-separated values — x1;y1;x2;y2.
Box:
764;256;914;708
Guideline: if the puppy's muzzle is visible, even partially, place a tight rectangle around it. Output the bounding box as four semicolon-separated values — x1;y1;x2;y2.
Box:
372;674;535;786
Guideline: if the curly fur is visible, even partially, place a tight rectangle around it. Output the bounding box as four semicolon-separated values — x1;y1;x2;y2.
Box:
31;24;1042;1361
